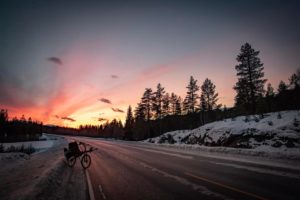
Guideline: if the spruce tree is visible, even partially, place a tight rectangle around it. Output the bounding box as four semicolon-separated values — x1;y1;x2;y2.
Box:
200;78;220;111
183;76;199;113
125;105;134;131
234;43;267;114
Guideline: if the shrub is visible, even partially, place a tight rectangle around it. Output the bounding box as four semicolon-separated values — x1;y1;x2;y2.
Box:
0;143;4;153
268;121;273;126
293;118;299;127
244;116;250;122
4;144;35;155
277;112;282;119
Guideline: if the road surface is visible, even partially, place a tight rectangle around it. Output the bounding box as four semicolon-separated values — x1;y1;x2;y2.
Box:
69;137;300;200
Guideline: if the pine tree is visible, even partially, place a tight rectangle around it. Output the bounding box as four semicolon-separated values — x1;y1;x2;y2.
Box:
134;103;146;121
278;80;287;93
183;76;199;113
175;96;182;115
234;43;267;114
170;93;177;115
265;83;275;112
162;93;170;117
141;88;153;121
289;69;300;89
152;83;165;119
200;78;220;111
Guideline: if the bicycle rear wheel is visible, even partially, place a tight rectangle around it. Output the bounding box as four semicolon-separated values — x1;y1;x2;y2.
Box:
81;154;91;169
67;156;76;167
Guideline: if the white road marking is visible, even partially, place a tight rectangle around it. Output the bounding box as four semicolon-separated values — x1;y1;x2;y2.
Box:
99;184;107;199
85;170;95;200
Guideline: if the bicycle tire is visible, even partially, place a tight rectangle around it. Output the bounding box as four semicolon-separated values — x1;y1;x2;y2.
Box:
67;156;76;167
81;154;91;169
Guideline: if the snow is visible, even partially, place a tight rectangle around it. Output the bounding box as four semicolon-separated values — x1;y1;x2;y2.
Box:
144;111;300;159
0;135;87;200
1;133;59;153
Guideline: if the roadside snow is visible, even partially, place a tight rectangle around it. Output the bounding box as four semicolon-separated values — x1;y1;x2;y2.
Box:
0;135;87;200
1;133;61;153
144;111;300;159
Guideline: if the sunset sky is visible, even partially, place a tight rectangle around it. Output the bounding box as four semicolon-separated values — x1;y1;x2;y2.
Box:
0;0;299;127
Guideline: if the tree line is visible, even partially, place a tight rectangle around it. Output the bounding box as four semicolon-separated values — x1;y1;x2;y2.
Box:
2;42;300;141
0;110;43;142
123;43;300;140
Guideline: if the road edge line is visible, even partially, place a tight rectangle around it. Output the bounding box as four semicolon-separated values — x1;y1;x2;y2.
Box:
85;170;95;200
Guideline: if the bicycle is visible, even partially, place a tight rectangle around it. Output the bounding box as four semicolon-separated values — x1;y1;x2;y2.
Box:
64;141;97;169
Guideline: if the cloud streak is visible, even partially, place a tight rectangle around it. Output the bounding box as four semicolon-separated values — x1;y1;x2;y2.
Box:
111;75;119;79
111;108;124;113
98;117;107;122
48;57;63;65
99;98;112;104
61;116;76;122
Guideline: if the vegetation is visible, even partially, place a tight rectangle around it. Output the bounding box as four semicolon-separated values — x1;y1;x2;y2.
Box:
0;110;43;142
2;43;300;142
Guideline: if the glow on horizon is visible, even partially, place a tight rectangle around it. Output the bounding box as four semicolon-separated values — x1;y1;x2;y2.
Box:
1;0;299;128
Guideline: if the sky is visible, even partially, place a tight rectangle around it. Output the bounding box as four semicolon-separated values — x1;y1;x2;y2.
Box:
0;0;299;127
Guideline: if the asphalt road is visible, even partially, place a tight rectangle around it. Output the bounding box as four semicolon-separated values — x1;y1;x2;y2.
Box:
71;137;300;200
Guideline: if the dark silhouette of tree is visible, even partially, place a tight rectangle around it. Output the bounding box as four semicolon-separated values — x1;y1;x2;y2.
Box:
175;96;182;115
234;43;267;114
278;80;287;93
141;88;153;121
134;103;146;121
183;76;199;114
152;83;165;119
289;69;300;89
170;93;182;115
265;83;275;112
125;105;134;139
170;93;177;115
200;78;220;111
162;93;170;117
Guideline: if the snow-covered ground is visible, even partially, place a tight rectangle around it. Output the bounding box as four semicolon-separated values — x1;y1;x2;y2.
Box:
0;134;87;200
1;133;59;153
144;110;300;159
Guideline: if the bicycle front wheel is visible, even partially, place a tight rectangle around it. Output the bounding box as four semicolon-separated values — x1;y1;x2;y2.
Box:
81;154;91;169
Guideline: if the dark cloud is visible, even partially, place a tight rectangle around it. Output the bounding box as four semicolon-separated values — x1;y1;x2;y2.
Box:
99;98;112;104
111;75;119;79
48;57;63;65
55;115;60;119
98;117;107;122
111;108;124;113
61;116;76;122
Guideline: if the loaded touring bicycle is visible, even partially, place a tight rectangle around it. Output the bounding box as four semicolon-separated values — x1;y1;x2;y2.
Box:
64;141;97;169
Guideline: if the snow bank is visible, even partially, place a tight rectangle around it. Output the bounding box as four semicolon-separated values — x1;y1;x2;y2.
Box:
1;133;60;153
144;111;300;157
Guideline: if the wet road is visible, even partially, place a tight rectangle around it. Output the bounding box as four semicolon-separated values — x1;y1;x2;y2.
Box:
70;137;300;200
